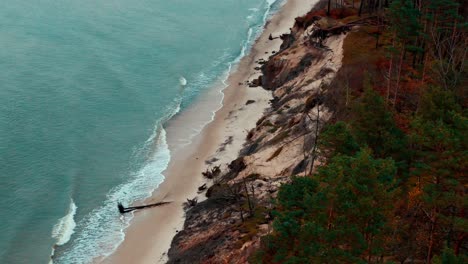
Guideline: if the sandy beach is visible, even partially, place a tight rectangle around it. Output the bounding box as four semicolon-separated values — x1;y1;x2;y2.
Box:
102;0;318;263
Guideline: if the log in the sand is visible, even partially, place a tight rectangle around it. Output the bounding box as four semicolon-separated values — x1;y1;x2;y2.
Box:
198;183;207;191
117;201;171;214
186;197;198;207
202;165;221;179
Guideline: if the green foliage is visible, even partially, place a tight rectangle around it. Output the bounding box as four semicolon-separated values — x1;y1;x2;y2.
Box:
409;86;467;257
351;84;407;163
276;176;318;209
253;2;467;260
426;0;464;29
433;248;468;264
418;86;463;123
255;81;466;262
389;0;421;44
319;121;360;158
256;150;397;263
410;86;467;180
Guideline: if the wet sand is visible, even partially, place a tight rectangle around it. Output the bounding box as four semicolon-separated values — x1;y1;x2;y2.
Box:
102;0;318;263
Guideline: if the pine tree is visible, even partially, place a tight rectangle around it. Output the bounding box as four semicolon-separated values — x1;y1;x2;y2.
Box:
255;150;397;263
387;0;422;104
433;247;468;264
409;86;467;260
319;121;360;159
351;84;407;165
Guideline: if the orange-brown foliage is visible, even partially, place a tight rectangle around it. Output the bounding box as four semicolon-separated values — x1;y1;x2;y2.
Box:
329;8;358;19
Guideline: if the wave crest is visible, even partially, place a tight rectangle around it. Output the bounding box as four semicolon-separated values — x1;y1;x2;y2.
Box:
51;199;77;246
179;76;187;86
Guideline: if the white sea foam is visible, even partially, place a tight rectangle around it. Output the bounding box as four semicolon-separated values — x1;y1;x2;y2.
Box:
53;1;284;262
181;0;281;141
142;0;276;155
54;121;172;263
51;199;77;246
263;0;280;23
179;76;187;86
49;247;55;264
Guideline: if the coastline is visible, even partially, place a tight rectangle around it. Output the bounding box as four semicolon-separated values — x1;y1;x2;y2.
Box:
102;1;318;263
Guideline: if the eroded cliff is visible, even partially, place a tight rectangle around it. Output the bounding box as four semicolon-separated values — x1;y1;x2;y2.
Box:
167;7;350;264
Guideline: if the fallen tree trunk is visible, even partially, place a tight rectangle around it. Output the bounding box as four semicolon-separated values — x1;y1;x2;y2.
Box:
118;201;171;214
309;16;379;46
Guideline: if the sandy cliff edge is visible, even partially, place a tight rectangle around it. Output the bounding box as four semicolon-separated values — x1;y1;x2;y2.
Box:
102;1;318;263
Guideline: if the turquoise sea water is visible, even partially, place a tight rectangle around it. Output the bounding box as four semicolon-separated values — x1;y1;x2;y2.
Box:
0;0;281;263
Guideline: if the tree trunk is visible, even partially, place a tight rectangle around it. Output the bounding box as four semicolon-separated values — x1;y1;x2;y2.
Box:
308;105;321;176
386;54;393;103
250;185;256;210
416;50;428;113
394;46;404;108
359;0;365;16
386;36;395;104
454;233;465;255
327;205;334;230
426;211;436;263
243;178;253;215
367;234;374;264
345;75;350;107
239;205;244;222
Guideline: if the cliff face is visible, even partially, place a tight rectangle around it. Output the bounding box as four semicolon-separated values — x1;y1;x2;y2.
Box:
167;9;347;264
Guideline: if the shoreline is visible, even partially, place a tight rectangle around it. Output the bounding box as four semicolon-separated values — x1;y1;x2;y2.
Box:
102;1;318;263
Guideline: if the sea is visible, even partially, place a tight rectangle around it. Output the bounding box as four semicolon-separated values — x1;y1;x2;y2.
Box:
0;0;283;263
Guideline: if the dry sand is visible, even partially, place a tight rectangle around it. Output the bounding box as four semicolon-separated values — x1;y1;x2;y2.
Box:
102;0;318;263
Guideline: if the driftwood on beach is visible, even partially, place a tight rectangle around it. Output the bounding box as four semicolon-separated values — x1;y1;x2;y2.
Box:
183;197;198;211
202;166;221;179
198;183;207;191
117;201;171;214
